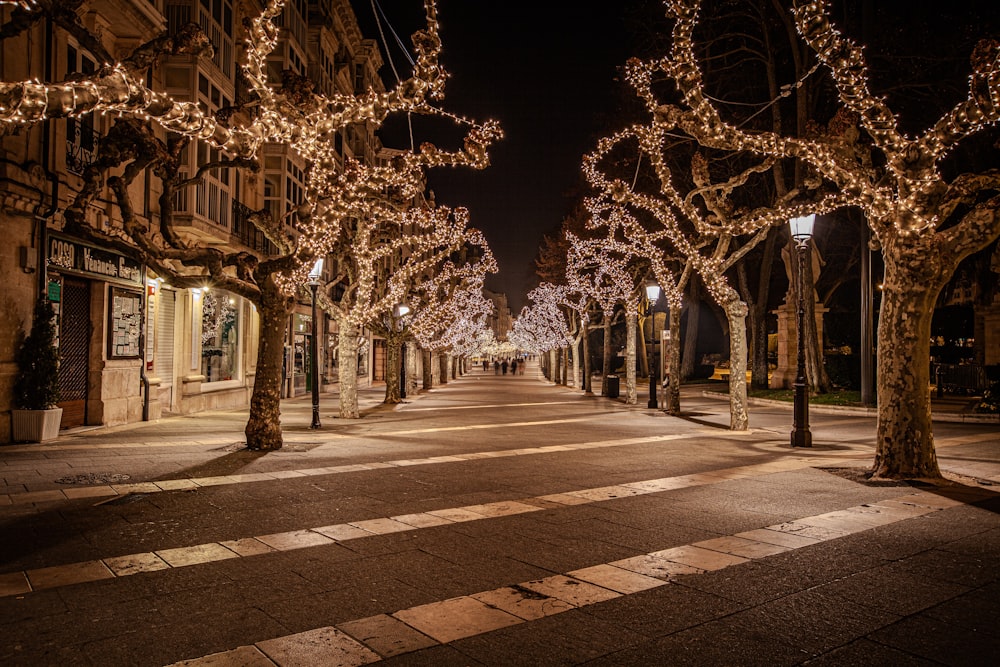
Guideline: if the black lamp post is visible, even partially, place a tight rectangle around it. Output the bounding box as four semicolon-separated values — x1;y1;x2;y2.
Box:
395;302;411;399
644;279;662;409
308;258;323;429
789;215;815;447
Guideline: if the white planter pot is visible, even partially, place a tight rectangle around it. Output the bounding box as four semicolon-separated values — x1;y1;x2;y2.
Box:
11;408;63;443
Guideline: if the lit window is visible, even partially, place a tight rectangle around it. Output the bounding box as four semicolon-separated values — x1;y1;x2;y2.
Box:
201;291;240;382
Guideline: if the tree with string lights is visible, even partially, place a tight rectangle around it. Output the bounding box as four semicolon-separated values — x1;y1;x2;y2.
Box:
319;199;497;417
526;282;591;393
409;249;496;351
584;126;844;429
373;228;497;404
565;232;647;399
509;302;564;363
585;200;690;414
0;0;500;450
534;203;609;393
613;0;1000;477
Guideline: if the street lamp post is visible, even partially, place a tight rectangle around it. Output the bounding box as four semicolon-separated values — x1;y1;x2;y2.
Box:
789;215;815;448
395;303;411;399
644;279;662;409
308;258;324;429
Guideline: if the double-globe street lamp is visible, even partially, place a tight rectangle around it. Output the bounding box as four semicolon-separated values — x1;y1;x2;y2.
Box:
789;214;815;448
644;279;662;409
308;258;324;429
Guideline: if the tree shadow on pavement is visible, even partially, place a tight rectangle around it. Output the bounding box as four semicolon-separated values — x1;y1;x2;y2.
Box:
824;466;1000;514
150;449;268;481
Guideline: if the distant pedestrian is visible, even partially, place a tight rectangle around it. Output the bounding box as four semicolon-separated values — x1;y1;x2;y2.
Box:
511;359;518;375
501;360;508;375
483;359;488;372
494;360;500;375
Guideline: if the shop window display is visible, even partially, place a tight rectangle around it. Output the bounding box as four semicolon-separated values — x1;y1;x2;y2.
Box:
202;290;240;382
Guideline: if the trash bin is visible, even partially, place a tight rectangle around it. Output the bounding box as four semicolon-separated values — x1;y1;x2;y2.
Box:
606;375;620;398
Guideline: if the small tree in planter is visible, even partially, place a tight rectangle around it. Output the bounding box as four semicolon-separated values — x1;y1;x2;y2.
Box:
12;298;62;442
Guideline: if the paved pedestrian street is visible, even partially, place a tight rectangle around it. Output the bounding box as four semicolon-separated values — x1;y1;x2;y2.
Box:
2;364;999;665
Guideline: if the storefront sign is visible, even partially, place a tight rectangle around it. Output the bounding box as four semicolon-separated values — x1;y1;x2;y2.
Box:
48;234;143;287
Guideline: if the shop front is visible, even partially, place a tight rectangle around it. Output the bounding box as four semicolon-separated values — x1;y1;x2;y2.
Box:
46;233;148;428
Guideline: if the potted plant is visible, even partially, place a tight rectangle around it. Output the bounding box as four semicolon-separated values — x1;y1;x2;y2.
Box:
11;297;62;442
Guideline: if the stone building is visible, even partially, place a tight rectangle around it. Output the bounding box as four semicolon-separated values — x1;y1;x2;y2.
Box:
0;0;404;442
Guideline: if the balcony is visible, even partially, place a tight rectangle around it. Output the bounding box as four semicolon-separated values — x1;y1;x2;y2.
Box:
232;200;279;256
66;122;99;174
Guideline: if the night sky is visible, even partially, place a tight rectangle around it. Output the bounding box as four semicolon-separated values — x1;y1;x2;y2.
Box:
364;1;644;312
363;0;999;314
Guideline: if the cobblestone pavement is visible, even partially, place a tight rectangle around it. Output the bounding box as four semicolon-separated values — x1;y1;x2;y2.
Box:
1;362;998;666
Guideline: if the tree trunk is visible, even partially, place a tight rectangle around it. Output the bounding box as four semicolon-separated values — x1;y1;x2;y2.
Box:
724;297;750;431
439;354;448;384
639;313;650;377
337;322;361;419
802;242;831;392
625;309;637;404
665;306;682;415
749;305;769;390
245;281;292;450
872;248;944;479
404;341;417;398
383;332;402;404
583;324;593;394
748;229;778;389
422;349;433;389
601;317;612;395
681;281;701;380
573;321;587;390
571;331;582;390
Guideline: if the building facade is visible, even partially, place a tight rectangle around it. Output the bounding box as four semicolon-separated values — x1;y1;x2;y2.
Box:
485;290;513;343
0;0;408;442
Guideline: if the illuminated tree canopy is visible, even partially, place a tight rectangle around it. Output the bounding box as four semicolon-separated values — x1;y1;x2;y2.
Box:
0;0;502;449
596;0;1000;475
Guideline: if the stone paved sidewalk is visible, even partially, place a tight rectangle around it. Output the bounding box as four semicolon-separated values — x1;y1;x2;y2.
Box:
1;362;998;665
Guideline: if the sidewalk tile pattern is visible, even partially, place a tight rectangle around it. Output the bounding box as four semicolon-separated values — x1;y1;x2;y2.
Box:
164;488;976;665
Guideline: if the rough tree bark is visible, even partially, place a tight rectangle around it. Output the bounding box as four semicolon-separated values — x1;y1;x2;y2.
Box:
665;306;682;414
871;241;948;478
245;279;293;450
337;322;361;419
722;296;750;431
740;229;778;390
625;309;637;404
383;332;402;404
601;318;612;395
422;349;432;389
681;281;701;380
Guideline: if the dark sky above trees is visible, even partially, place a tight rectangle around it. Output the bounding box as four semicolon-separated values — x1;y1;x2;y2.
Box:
362;0;999;312
366;0;647;311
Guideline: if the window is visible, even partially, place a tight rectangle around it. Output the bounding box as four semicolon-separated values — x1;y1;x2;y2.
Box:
66;44;97;174
193;74;231;227
201;290;240;382
354;63;365;92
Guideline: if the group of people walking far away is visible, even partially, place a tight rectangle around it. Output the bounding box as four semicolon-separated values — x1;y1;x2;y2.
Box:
488;358;525;376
